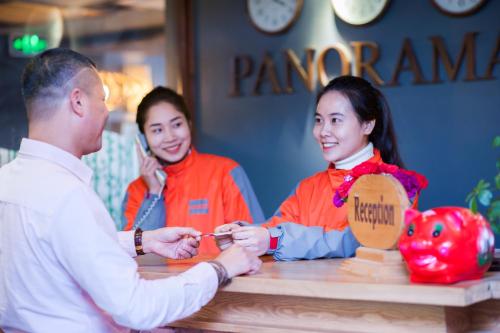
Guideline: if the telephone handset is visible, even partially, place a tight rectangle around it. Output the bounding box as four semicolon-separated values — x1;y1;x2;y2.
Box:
133;133;167;230
135;133;167;189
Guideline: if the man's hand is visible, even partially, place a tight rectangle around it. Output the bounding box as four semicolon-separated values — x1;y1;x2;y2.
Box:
214;244;262;278
232;226;270;256
213;222;243;251
142;227;201;259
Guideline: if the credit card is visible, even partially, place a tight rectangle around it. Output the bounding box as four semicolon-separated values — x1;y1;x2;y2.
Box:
201;231;233;238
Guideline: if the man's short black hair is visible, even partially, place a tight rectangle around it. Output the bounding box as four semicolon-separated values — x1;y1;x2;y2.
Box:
21;48;96;119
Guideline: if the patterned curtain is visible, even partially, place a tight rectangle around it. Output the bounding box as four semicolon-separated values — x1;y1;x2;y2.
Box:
0;131;139;230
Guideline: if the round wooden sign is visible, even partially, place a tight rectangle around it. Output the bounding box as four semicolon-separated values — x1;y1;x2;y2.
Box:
347;174;409;250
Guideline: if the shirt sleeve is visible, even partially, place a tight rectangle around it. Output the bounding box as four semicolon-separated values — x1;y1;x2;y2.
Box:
267;223;360;261
263;184;359;260
50;188;218;330
117;230;136;257
224;165;265;224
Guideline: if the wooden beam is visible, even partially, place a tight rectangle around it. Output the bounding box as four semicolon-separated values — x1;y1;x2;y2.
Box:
165;0;195;133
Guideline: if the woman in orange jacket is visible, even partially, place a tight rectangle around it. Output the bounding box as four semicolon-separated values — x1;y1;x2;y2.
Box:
215;75;424;260
121;87;264;254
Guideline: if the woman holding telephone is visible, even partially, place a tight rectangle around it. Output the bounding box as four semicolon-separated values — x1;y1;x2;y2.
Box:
121;86;264;254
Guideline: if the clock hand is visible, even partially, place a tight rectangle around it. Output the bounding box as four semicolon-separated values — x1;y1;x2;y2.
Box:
272;0;286;7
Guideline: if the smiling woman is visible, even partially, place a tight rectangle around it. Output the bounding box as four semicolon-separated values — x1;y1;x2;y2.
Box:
143;101;192;164
213;75;421;261
121;86;265;255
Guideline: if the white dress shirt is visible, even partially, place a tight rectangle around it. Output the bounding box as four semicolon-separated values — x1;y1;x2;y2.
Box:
0;139;218;333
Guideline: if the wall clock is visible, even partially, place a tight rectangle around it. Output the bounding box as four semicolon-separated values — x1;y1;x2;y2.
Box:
431;0;487;16
331;0;390;26
247;0;303;34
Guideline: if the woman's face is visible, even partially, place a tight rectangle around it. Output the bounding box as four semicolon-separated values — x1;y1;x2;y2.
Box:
313;91;374;164
143;102;191;164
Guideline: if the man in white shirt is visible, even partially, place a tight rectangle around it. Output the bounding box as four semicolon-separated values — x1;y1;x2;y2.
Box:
0;48;261;333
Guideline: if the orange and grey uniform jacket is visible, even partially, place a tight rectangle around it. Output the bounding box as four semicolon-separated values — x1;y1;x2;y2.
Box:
262;150;385;261
121;148;265;254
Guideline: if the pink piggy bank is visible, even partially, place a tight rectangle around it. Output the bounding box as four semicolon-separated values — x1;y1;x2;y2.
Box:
399;207;495;284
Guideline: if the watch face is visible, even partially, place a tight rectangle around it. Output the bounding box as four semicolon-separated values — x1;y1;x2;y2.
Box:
331;0;390;26
247;0;303;34
432;0;487;16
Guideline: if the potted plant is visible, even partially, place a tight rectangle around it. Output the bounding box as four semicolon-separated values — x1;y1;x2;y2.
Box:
466;136;500;237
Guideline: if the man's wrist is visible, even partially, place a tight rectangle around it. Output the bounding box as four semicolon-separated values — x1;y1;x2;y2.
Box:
140;230;154;254
207;260;231;287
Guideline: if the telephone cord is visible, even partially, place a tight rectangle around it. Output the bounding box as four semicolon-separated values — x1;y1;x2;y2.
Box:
132;183;165;230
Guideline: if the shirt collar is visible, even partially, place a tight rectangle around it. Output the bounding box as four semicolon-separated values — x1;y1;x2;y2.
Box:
334;142;374;170
18;138;93;185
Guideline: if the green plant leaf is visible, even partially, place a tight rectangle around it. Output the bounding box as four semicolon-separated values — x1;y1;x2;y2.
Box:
467;180;489;204
490;221;500;235
466;190;476;203
493;136;500;148
470;197;478;213
487;200;500;234
488;200;500;222
478;189;493;206
472;180;490;195
466;136;499;220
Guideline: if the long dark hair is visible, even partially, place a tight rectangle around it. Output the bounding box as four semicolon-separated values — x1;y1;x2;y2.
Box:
316;76;405;167
136;86;191;133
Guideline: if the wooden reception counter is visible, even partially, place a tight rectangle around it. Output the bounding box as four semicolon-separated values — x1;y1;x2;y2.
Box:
137;255;500;333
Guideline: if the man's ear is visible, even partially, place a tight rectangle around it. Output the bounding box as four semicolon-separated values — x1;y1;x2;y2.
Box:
363;119;376;135
69;88;85;117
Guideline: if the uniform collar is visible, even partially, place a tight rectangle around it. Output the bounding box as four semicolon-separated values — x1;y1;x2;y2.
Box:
327;149;383;186
18;138;93;185
163;147;197;175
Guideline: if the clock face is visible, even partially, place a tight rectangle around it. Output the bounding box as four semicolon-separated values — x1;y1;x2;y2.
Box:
431;0;487;16
331;0;390;26
247;0;303;34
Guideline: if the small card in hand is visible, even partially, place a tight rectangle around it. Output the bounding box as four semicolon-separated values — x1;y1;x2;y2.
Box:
201;231;232;238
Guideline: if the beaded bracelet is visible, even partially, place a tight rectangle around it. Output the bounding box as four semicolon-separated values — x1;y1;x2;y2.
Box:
134;228;145;256
207;260;231;287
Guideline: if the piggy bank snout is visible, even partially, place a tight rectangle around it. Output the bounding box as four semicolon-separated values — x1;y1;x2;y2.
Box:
408;238;432;251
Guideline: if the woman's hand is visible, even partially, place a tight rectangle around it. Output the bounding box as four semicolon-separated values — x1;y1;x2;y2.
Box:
214;223;243;251
137;145;163;194
232;226;270;256
142;227;201;259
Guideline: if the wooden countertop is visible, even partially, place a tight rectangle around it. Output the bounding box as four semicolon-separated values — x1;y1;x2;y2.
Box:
137;254;500;307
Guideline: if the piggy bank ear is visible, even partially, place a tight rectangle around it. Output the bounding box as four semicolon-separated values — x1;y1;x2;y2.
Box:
404;209;421;226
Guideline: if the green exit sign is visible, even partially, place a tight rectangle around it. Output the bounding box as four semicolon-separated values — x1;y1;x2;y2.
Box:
9;34;48;57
